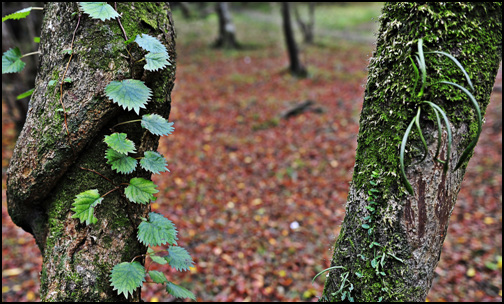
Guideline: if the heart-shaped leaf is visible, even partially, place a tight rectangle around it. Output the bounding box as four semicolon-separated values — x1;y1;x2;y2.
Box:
105;79;152;115
71;189;104;225
79;2;119;21
104;133;136;155
110;261;146;299
141;114;174;136
140;151;169;174
125;177;159;204
2;47;26;74
105;148;137;174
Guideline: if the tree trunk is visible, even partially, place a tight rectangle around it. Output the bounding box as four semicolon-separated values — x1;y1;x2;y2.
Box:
293;3;315;44
214;2;240;49
6;2;176;301
321;2;501;302
281;2;307;77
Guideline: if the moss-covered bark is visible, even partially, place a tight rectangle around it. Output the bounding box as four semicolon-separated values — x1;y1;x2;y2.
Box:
321;3;501;302
6;2;176;301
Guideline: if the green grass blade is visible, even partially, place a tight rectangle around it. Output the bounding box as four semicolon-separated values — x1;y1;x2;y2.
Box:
414;107;429;164
422;101;452;172
400;116;417;195
408;56;419;97
311;266;346;284
439;81;481;170
422;102;444;164
417;39;426;97
427;51;474;91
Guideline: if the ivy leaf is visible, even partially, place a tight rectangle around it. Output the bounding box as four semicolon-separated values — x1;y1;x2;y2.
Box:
141;114;174;136
137;212;178;246
105;148;138;174
2;7;34;22
104;133;136;155
125;178;159;204
79;2;119;21
140;151;169;174
135;34;168;55
105;79;152;115
148;270;169;284
144;52;171;71
166;246;194;272
2;47;26;74
110;261;146;299
71;189;104;225
165;282;196;300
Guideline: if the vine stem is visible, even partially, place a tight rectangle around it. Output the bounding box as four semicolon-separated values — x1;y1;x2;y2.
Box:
114;3;128;41
21;51;41;58
79;166;117;186
113;119;142;128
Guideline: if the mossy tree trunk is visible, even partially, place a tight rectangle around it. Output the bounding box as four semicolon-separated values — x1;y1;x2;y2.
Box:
6;2;176;301
321;3;501;302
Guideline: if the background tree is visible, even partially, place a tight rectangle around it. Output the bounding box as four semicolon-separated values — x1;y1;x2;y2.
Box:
6;2;176;301
214;2;240;49
281;2;307;77
293;3;315;44
2;2;43;135
321;2;501;302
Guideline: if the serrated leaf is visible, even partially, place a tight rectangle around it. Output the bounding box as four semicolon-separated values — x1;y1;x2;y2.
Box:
144;52;171;71
104;133;136;155
135;34;168;55
105;148;137;174
71;189;104;225
148;247;167;265
141;114;174;136
79;2;119;21
105;79;152;115
110;261;146;299
166;246;194;272
125;178;159;204
166;282;196;300
137;212;178;246
16;88;34;100
140;151;169;174
2;47;26;74
148;270;169;284
2;7;33;22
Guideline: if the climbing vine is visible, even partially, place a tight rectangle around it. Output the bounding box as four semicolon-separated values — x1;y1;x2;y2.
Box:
2;3;194;300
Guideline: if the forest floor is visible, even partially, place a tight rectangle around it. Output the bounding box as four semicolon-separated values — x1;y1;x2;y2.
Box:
2;3;502;302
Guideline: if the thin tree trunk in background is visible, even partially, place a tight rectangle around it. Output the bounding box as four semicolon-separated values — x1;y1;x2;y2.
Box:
281;2;307;77
214;2;240;49
321;2;501;302
6;2;177;301
293;2;315;44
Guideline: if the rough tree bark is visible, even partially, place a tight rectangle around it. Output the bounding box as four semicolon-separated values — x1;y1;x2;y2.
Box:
6;2;176;301
281;2;307;77
321;2;501;302
214;2;240;49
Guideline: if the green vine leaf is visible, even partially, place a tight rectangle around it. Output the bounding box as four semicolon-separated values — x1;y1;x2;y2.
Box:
141;114;175;136
105;148;138;174
110;261;146;299
135;34;168;55
104;133;136;155
148;270;169;284
71;189;104;225
105;79;152;115
79;2;119;21
166;282;196;300
16;88;34;100
2;7;36;22
137;212;178;246
125;178;159;204
166;246;194;272
140;151;169;174
2;47;26;74
144;52;171;71
148;247;167;265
